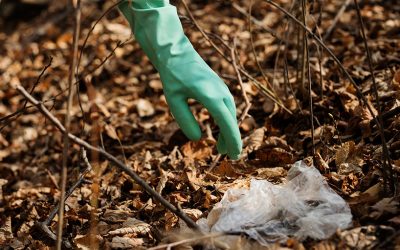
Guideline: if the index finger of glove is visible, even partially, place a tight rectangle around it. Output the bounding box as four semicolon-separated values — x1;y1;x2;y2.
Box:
167;96;202;141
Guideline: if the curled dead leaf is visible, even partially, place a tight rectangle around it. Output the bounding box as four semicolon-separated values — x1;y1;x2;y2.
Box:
110;236;144;249
107;218;151;237
136;99;155;117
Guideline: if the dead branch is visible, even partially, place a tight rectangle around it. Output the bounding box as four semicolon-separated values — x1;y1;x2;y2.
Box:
16;85;199;230
147;232;226;250
353;0;394;193
262;0;383;145
301;0;316;157
57;0;81;248
323;0;352;40
232;3;281;41
231;39;251;124
247;0;276;94
0;56;52;131
181;0;291;114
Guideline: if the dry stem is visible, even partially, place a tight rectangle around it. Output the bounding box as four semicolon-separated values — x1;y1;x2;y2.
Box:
16;85;199;230
353;0;394;193
56;1;81;249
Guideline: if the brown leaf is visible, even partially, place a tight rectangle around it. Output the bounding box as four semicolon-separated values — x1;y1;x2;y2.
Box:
348;182;382;205
256;167;287;182
155;168;170;194
370;198;399;219
164;211;179;231
213;160;241;178
182;208;203;221
243;127;265;150
338;226;381;249
104;124;119;140
254;147;295;166
107;218;151;236
110;236;144;249
136;99;155;117
181;140;213;160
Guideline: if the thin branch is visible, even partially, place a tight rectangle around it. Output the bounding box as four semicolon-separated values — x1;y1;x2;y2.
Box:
353;0;394;193
16;85;199;230
323;0;352;40
247;0;276;94
262;0;382;142
57;0;81;249
0;1;129;130
181;0;291;114
232;2;283;42
301;0;316;157
147;232;225;250
43;149;92;226
0;56;52;131
231;39;251;124
36;148;92;249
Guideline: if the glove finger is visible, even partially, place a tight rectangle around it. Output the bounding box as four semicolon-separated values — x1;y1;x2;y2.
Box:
168;96;202;141
207;102;242;160
216;133;228;154
224;96;238;122
216;97;237;155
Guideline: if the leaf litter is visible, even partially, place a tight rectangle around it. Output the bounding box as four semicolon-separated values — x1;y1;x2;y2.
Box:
0;0;399;249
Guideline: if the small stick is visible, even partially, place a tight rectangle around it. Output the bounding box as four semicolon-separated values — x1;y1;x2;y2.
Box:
16;85;199;230
57;0;81;248
231;39;251;124
301;0;316;157
247;0;276;95
232;2;283;42
0;57;52;131
323;0;352;40
147;232;225;250
181;0;291;114
42;149;92;226
262;0;382;140
353;0;394;193
36;148;92;249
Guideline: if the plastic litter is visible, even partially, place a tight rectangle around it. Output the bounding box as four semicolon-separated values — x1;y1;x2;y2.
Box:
198;161;352;245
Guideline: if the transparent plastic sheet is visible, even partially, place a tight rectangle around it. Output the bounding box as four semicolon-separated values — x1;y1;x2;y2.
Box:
198;161;352;245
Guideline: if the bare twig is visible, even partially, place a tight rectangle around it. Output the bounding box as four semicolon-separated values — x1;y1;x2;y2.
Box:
181;0;291;114
43;149;92;226
262;0;382;139
36;149;92;249
299;1;307;100
0;56;52;131
231;39;251;124
1;1;129;131
16;85;199;230
76;0;124;75
301;0;316;157
323;0;352;40
57;0;81;249
247;0;276;95
353;0;394;193
147;232;225;250
232;2;282;41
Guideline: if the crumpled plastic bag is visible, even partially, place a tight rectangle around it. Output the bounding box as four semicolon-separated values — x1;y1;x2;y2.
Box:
198;161;352;245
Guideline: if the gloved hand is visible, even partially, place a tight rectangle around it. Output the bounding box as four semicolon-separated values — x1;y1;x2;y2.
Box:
118;0;242;159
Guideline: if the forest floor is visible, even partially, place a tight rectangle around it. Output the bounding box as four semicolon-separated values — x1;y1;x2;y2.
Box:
0;0;399;249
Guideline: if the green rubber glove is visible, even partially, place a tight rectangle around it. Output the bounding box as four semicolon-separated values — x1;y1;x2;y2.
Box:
118;0;242;159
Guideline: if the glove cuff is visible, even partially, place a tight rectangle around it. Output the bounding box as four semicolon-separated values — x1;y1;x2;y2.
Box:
133;0;170;9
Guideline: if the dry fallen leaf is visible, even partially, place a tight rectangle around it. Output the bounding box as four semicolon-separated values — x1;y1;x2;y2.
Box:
370;197;399;219
110;236;144;249
136;99;155;117
107;218;151;237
